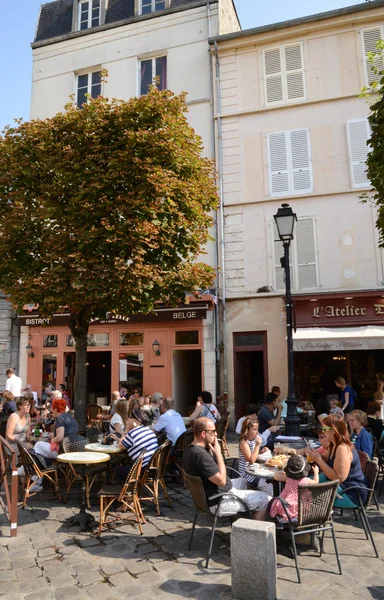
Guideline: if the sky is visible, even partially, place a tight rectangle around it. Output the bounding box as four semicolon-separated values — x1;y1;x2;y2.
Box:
0;0;367;131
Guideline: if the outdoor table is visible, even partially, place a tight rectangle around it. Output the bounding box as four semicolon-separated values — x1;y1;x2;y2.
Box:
246;463;282;497
84;442;125;454
57;451;110;530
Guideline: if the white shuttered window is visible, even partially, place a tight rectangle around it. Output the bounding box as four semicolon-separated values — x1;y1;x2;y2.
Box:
264;43;305;105
273;218;318;291
267;128;313;197
362;27;384;86
347;119;370;188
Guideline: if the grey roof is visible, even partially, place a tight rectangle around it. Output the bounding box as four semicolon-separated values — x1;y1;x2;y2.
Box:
209;0;384;44
34;0;217;46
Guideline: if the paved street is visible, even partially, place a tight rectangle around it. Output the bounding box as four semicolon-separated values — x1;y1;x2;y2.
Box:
0;437;383;600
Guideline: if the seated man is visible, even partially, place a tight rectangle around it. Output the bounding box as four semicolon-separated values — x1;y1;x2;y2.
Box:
236;403;278;448
114;417;158;482
153;396;186;446
182;417;269;520
258;393;283;434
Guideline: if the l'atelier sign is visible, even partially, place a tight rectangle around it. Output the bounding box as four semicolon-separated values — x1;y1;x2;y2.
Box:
294;293;384;328
18;305;207;327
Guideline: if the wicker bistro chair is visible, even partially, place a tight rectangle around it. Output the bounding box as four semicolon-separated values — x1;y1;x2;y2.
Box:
168;429;194;478
268;480;341;584
62;435;107;508
339;458;380;558
216;416;230;458
17;442;61;508
140;441;172;515
184;470;251;568
97;450;146;537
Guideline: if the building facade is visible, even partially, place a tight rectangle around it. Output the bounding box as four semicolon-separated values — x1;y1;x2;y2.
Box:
25;0;240;408
211;0;384;420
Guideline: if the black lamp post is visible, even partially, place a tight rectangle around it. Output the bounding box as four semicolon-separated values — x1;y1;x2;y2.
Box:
274;203;300;437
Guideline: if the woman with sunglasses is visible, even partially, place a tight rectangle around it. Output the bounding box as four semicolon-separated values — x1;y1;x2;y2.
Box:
307;414;367;508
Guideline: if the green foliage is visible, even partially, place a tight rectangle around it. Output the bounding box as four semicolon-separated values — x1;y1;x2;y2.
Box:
0;88;218;316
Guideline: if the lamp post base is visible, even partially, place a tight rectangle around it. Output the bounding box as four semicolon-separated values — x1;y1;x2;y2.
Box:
284;395;301;437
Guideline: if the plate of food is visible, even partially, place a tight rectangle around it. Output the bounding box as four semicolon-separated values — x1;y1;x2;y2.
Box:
265;455;289;470
247;464;277;478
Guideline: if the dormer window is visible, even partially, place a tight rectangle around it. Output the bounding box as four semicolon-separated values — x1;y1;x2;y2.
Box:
78;0;100;30
140;0;167;15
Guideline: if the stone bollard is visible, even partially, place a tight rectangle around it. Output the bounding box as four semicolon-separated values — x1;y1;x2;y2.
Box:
231;519;276;600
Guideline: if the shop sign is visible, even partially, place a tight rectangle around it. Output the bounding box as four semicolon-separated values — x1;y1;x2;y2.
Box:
294;294;384;327
294;338;384;351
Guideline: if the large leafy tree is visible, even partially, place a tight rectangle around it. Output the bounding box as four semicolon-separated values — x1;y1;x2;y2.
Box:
0;88;218;429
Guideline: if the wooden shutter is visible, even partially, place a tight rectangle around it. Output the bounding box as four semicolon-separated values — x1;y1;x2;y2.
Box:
363;28;383;85
347;119;370;188
296;219;317;289
268;132;290;196
285;44;305;100
290;129;312;194
265;48;283;104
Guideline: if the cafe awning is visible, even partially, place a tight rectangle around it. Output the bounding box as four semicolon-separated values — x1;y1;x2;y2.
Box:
293;326;384;351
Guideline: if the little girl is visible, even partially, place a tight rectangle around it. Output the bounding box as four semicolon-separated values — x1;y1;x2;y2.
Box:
270;455;319;521
239;418;272;494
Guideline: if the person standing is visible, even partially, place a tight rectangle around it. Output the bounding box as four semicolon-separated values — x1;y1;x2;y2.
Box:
335;377;356;414
153;396;186;445
5;369;22;398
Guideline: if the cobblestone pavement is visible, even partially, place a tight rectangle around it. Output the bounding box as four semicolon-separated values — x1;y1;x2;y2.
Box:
0;437;383;600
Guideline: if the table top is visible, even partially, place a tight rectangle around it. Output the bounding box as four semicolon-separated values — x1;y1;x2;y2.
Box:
246;464;279;480
85;442;125;454
57;452;110;464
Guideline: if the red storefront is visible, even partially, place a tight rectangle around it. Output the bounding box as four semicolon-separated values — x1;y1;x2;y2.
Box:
292;291;384;409
19;300;213;415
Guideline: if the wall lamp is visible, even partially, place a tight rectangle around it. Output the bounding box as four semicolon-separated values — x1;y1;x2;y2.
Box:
152;340;161;356
26;343;35;359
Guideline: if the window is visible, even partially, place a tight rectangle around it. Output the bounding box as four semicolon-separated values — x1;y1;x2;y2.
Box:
140;0;167;15
264;43;305;105
119;353;144;391
43;335;57;348
42;355;57;390
362;27;384;86
267;128;312;197
140;56;167;96
77;71;101;108
347;119;371;188
273;218;318;291
66;333;110;347
119;332;144;346
233;333;264;347
175;330;199;345
78;0;100;30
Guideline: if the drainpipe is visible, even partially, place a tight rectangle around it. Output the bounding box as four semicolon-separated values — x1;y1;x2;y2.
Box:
206;1;212;39
213;40;228;395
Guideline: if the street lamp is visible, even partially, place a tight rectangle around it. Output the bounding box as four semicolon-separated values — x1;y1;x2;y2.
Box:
274;203;300;437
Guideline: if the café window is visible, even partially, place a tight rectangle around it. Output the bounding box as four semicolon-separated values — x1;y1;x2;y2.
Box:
119;353;144;392
43;335;58;348
119;332;144;346
66;333;110;347
175;330;199;345
42;355;57;389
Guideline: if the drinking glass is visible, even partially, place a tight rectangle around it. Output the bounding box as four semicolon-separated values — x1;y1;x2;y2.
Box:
98;434;104;444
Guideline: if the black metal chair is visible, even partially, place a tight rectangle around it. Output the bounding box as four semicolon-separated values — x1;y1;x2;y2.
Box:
268;480;341;583
97;450;146;537
167;429;194;482
140;441;172;515
17;442;61;508
340;458;379;558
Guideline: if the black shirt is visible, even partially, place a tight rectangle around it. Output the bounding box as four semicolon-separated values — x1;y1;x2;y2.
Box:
182;444;231;506
258;406;275;433
367;417;384;442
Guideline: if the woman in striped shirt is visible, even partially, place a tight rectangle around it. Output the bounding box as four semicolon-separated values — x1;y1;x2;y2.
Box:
114;418;158;482
239;418;273;495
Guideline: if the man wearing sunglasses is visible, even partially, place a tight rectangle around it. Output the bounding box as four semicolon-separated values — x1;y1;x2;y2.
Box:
183;417;269;520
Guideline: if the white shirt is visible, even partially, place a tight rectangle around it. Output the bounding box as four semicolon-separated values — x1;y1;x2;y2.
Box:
235;415;271;446
153;409;186;445
109;413;125;434
5;374;22;397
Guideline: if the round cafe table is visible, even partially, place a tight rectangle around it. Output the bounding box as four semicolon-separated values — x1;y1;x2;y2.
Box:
85;442;125;454
57;452;110;530
246;463;283;497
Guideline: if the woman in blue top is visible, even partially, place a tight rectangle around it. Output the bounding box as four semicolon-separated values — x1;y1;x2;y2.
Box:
308;414;367;508
347;410;374;459
335;377;356;414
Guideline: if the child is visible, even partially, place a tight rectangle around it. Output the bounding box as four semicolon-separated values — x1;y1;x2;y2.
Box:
270;455;319;521
330;398;344;419
238;418;272;495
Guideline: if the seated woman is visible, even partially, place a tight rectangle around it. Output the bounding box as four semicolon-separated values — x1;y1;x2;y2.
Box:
129;398;150;427
238;418;272;495
109;399;128;436
34;398;79;460
307;415;368;508
347;410;374;459
25;393;39;419
6;397;32;451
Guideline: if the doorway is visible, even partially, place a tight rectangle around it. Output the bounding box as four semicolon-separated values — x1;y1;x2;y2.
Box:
234;332;268;421
172;350;202;415
87;351;111;403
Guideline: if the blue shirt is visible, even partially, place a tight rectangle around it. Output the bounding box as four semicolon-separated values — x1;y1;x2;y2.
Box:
122;425;158;467
341;385;356;409
352;427;373;459
153;409;186;445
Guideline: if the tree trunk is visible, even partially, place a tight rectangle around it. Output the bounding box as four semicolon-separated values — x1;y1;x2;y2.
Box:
69;309;91;432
